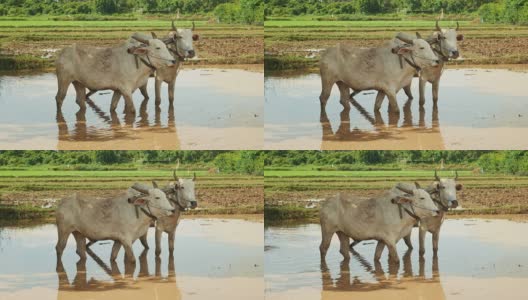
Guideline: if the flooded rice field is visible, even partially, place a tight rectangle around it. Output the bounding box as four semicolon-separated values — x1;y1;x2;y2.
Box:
0;68;263;150
0;216;263;300
265;217;528;300
265;67;528;150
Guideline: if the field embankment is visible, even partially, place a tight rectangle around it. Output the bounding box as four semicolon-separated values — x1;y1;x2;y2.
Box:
0;17;263;71
0;168;263;220
264;168;528;222
264;19;528;72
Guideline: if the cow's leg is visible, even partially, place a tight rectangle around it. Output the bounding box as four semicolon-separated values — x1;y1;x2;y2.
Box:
122;242;136;263
168;80;176;105
432;230;440;257
336;81;350;109
110;241;122;261
110;91;122;112
155;78;162;106
55;75;70;110
349;239;361;249
336;231;350;260
374;240;385;261
72;82;86;109
419;227;427;256
386;241;400;263
432;79;440;104
168;232;175;255
140;234;149;249
403;84;413;99
418;77;427;106
386;92;400;114
155;227;163;256
404;234;413;249
122;92;136;114
319;224;334;260
72;231;86;260
139;84;149;100
319;76;333;110
374;91;386;111
55;226;71;262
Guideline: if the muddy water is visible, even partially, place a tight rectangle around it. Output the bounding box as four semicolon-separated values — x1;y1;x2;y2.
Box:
265;218;528;300
265;67;528;150
0;68;263;150
0;216;263;300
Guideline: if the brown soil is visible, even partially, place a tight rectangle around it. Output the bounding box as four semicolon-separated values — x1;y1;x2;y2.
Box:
266;37;528;64
1;187;263;212
1;35;263;65
265;187;528;212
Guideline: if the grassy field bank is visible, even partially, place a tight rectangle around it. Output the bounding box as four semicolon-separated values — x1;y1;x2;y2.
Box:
264;18;528;72
0;168;263;220
264;168;528;222
0;16;263;71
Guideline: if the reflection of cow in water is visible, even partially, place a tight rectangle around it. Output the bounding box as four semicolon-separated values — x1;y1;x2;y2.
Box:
56;248;181;300
55;97;180;149
320;249;446;300
319;98;444;150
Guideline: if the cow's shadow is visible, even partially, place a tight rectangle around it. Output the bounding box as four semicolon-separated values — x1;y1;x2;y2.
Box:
320;98;442;148
56;248;182;299
55;97;180;149
320;249;446;299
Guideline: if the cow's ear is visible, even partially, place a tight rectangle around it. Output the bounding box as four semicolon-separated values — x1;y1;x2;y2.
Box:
456;34;464;41
397;47;412;55
393;197;412;204
192;34;199;41
131;47;148;55
132;198;147;206
436;182;441;190
456;183;463;191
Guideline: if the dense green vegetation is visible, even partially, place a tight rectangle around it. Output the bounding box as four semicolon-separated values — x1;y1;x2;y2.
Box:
263;151;528;175
0;151;264;175
265;0;528;25
0;0;264;24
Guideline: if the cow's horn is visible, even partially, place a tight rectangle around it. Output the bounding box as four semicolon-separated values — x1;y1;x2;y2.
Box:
436;20;442;32
172;20;177;32
415;181;421;189
173;170;179;181
434;170;441;181
456;21;460;31
192;21;195;31
455;171;459;180
131;183;149;194
132;35;149;45
396;185;414;195
193;172;196;181
395;32;413;45
152;181;158;188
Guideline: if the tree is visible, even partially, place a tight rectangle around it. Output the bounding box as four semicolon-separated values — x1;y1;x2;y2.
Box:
95;0;118;14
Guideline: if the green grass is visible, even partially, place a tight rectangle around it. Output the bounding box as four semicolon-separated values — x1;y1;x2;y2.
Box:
265;19;474;28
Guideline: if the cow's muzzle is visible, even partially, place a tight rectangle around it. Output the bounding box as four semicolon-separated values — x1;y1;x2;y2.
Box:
187;50;195;58
451;51;460;59
190;201;197;209
451;200;459;208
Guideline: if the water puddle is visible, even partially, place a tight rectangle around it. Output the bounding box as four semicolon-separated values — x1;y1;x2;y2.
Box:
265;67;528;150
265;218;528;300
0;68;263;150
0;216;263;300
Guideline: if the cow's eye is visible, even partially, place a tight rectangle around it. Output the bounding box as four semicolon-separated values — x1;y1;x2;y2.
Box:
156;47;161;50
420;197;425;200
420;47;425;50
155;197;160;199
